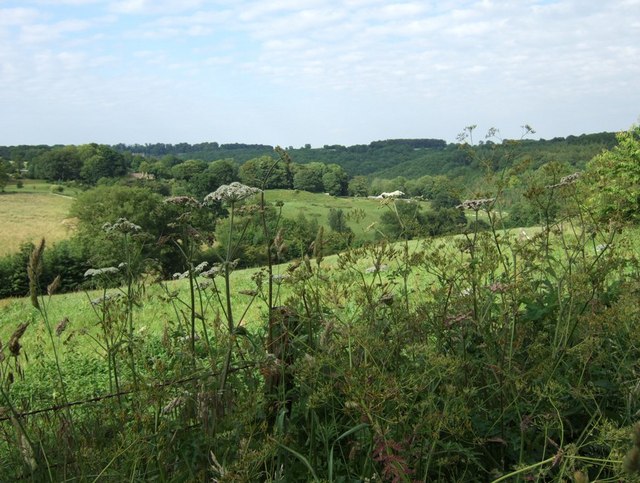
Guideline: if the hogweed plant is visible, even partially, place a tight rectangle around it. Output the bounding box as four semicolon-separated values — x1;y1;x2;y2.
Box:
204;182;261;399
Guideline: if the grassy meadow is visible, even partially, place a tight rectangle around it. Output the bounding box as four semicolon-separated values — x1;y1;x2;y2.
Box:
0;184;426;257
266;188;432;239
0;181;77;256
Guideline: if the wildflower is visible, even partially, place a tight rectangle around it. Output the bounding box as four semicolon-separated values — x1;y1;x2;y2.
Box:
203;182;261;205
102;218;142;234
457;198;495;211
84;266;119;278
271;274;289;285
200;264;223;278
194;261;208;274
546;172;581;189
164;196;201;208
365;264;388;274
596;243;608;252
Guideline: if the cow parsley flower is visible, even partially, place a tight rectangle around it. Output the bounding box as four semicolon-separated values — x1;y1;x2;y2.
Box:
103;218;142;234
204;182;261;205
546;172;581;189
457;198;495;211
84;266;119;278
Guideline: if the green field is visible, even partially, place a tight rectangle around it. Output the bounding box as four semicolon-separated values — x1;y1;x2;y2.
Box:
264;189;431;239
0;185;429;256
0;181;76;256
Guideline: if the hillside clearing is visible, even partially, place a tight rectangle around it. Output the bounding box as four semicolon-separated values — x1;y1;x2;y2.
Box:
0;192;75;255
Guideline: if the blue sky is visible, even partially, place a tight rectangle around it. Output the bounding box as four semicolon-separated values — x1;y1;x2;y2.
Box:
1;0;638;147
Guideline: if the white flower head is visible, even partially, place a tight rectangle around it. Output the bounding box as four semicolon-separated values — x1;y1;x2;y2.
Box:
194;261;208;274
457;198;495;211
204;182;261;205
103;218;142;234
84;266;120;278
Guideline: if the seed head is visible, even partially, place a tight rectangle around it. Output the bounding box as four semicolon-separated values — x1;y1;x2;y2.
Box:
55;317;69;336
8;322;29;357
47;275;62;296
28;238;45;309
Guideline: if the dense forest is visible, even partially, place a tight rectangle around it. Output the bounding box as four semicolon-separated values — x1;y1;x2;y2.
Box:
0;130;618;183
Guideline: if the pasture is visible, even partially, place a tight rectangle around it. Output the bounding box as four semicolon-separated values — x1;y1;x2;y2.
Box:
0;186;75;256
264;189;431;238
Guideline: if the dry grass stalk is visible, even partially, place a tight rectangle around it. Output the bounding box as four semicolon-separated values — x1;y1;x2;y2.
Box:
8;322;29;357
55;317;69;336
27;238;45;309
47;274;62;296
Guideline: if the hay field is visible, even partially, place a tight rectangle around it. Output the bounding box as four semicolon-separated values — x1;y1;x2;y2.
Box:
0;192;75;255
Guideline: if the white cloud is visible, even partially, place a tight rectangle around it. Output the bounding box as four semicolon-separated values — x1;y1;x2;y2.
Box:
109;0;205;15
0;7;41;27
0;0;638;145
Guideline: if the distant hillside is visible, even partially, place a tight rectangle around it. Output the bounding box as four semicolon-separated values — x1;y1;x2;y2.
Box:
109;132;616;180
0;132;618;182
371;132;617;180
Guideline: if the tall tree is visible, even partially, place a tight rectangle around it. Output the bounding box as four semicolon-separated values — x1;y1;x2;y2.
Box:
239;156;292;189
79;144;128;184
322;164;348;196
293;162;325;192
32;146;82;181
190;159;239;198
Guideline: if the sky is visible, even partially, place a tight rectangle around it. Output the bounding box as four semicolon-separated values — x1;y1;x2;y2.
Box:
1;0;639;147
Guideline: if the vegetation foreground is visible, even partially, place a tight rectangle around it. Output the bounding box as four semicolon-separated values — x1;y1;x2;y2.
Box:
1;127;640;481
